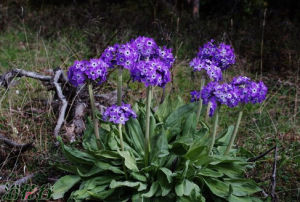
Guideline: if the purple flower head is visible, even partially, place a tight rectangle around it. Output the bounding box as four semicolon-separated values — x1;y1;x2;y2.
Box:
231;76;268;104
85;58;108;84
190;40;235;81
68;66;86;87
100;44;119;68
67;58;108;87
103;103;137;125
129;36;174;88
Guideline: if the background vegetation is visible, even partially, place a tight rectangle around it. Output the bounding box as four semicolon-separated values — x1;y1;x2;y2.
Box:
0;0;299;201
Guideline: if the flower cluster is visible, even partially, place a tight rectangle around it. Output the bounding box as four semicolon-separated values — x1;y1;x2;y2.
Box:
231;76;268;104
103;103;137;124
130;36;175;88
191;76;267;117
100;36;175;88
68;59;109;87
189;40;235;81
100;43;139;70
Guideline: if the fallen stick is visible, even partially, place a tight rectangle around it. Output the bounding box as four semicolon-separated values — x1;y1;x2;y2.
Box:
248;146;276;162
270;144;278;202
53;69;68;138
0;133;33;153
0;173;35;194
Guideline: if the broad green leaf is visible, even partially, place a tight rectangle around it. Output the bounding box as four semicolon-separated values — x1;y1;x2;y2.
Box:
185;144;207;161
118;150;139;172
142;181;159;198
202;177;229;198
156;95;184;122
159;168;173;183
227;194;263;202
224;179;261;196
165;102;198;132
82;119;99;151
182;113;197;138
151;132;169;161
125;118;145;154
213;163;244;178
94;161;124;174
52;175;81;199
175;181;184;196
94;150;121;160
131;172;147;182
110;180;147;191
59;138;96;165
198;168;223;177
87;189;114;200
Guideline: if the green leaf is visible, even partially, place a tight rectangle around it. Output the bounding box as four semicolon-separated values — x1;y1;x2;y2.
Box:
131;172;147;182
52;175;81;199
198;168;223;177
94;161;124;174
142;181;159;198
118;150;139;172
61;142;96;165
224;179;262;196
202;177;230;198
165;102;198;133
110;180;147;191
175;181;184;197
82;119;99;151
156;96;184;122
94;150;121;160
182;113;197;138
159;168;173;183
125;118;145;154
213;163;244;178
185;144;208;161
227;194;263;202
87;189;114;200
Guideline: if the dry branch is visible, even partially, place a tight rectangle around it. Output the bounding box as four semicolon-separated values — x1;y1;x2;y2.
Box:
53;69;68;138
248;146;276;162
0;133;33;153
0;173;35;194
270;144;278;202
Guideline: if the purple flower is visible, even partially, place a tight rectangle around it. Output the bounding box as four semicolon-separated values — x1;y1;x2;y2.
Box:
231;76;268;104
103;103;137;125
67;58;108;87
189;40;235;81
129;36;174;88
190;90;201;102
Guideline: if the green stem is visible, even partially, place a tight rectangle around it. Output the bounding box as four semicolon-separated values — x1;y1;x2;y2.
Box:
117;69;123;106
205;102;212;122
196;77;205;124
88;84;101;149
118;123;128;179
208;109;219;155
225;110;243;155
144;86;152;166
118;124;124;151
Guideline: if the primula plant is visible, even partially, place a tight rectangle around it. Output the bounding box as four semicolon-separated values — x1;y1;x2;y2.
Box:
52;38;266;201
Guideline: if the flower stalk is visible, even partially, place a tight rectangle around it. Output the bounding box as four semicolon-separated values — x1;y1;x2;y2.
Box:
196;76;205;124
88;83;101;149
117;69;123;106
144;86;152;166
205;102;212;122
208;109;219;155
225;110;243;155
118;123;124;151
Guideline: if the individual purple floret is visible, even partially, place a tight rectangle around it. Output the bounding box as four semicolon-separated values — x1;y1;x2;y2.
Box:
103;103;137;125
190;40;235;81
190;90;201;102
67;58;108;87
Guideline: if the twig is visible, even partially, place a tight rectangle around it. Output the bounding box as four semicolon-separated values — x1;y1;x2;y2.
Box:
248;146;276;162
0;69;51;88
0;133;33;153
270;144;278;202
0;173;35;194
53;69;68;138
